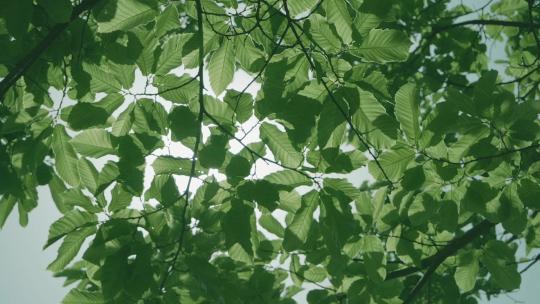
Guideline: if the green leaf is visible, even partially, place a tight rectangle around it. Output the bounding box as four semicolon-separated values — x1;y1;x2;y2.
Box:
278;192;301;214
111;104;134;137
4;1;540;301
454;251;479;293
226;155;251;179
264;170;312;189
97;162;120;194
135;29;159;75
500;185;527;234
354;12;381;36
395;83;420;142
287;0;318;17
0;195;17;229
324;178;363;201
83;63;122;93
368;144;415;181
362;235;386;282
462;180;497;215
517;178;540;210
224;90;253;123
38;0;73;23
78;159;99;195
62;289;107;304
145;174;180;206
152;156;193;175
436;200;459;232
96;0;157;33
222;200;257;263
408;193;439;226
70;129;115;158
325;1;352;44
447;122;491;162
352;29;411;63
199;134;228;169
65;94;124;130
60;188;101;213
283;191;319;251
203;96;235;126
308;14;342;52
0;0;33;39
355;88;387;121
109;183;133;212
237;180;280;211
155;34;186;75
154;5;180;37
45;210;97;249
259;213;285;238
132;99;168;135
480;240;521;290
168;106;199;141
317;98;346;149
48;226;96;272
208;38;235;95
154;74;199;104
260;123;303;168
302;266;328;283
473;70;498;116
52;126;80;187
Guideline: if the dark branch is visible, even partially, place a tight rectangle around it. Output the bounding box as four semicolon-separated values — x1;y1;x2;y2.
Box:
0;0;103;101
386;221;495;283
397;220;494;303
433;19;540;33
159;0;206;290
498;66;540;85
520;253;540;274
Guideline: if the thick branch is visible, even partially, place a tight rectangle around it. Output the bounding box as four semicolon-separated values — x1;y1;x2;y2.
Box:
434;19;540;33
384;220;494;303
387;221;493;280
0;0;102;101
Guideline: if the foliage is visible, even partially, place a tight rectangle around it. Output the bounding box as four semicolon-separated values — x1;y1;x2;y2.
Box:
1;0;540;303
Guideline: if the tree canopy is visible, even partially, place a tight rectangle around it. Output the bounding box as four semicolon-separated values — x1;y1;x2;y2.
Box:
1;0;540;303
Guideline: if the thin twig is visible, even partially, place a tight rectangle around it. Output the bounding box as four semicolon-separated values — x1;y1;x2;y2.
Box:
159;0;206;290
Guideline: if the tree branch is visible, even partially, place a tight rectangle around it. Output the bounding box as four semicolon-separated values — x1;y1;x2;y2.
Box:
421;143;540;166
386;220;495;303
386;221;494;281
434;19;540;33
520;253;540;274
0;0;103;101
498;66;540;85
158;0;206;290
281;0;394;187
203;110;322;188
229;23;290;125
408;18;540;69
